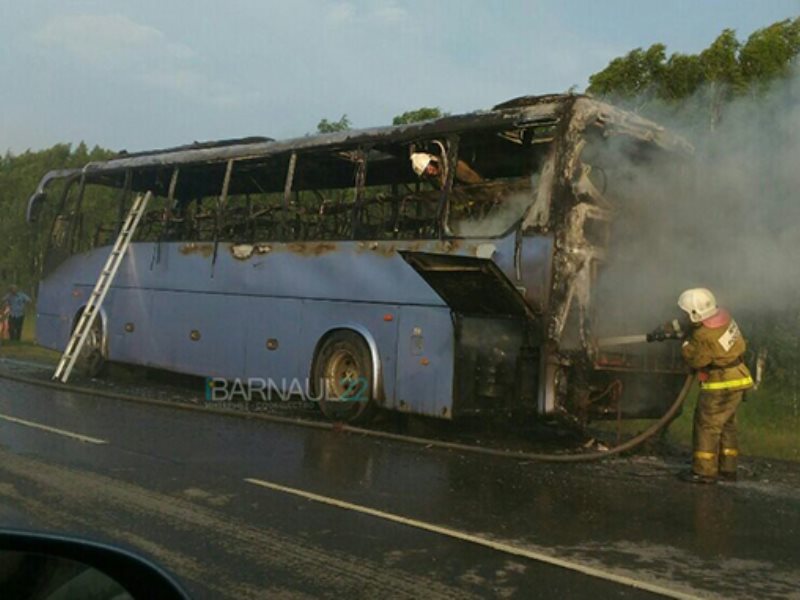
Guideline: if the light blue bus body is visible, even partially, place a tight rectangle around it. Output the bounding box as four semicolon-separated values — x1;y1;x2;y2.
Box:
36;234;553;418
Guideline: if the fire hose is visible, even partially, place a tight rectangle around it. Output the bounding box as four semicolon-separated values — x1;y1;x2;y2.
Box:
340;374;695;463
516;374;694;462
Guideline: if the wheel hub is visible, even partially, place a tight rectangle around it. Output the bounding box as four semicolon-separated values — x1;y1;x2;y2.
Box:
325;349;364;402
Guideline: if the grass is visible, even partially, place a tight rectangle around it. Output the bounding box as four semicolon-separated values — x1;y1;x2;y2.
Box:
594;384;800;462
0;309;60;365
0;341;60;365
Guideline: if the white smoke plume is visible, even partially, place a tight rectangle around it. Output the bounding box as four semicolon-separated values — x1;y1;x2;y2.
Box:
451;188;534;237
591;69;800;336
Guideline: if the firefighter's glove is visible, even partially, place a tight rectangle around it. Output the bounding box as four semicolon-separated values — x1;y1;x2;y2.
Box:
647;319;686;343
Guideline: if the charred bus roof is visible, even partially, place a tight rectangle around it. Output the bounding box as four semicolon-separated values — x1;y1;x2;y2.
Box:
28;94;692;215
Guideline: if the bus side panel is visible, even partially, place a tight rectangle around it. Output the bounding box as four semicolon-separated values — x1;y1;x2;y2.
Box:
35;251;107;351
292;300;400;407
145;291;248;379
395;306;455;419
35;312;67;351
108;289;307;385
234;244;444;306
243;296;304;386
106;288;155;365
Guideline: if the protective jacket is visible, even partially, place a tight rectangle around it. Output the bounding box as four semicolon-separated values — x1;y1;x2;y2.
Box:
681;309;754;392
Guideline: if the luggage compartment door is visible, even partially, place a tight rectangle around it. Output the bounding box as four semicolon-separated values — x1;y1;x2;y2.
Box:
400;251;536;320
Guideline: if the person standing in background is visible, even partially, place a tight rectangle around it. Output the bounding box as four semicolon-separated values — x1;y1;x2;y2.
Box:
2;285;32;342
0;303;9;341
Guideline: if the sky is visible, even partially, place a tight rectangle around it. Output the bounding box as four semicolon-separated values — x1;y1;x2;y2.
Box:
0;0;798;154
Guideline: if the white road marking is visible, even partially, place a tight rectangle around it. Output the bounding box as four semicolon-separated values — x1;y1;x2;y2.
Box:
245;477;700;600
0;414;108;445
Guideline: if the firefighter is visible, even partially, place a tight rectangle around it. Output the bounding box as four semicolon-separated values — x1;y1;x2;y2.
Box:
411;152;441;181
676;288;754;484
410;152;483;186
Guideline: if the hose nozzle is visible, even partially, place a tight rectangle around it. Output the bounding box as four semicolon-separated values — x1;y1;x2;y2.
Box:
647;319;685;343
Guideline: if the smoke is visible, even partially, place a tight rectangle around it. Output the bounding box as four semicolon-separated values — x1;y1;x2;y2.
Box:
591;70;800;335
451;175;540;237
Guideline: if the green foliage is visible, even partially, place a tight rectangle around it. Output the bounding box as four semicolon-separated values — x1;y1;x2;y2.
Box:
658;53;704;101
740;18;800;86
0;143;115;295
747;310;800;390
699;28;745;90
588;44;667;100
587;17;800;126
663;385;800;462
316;114;351;133
392;107;447;125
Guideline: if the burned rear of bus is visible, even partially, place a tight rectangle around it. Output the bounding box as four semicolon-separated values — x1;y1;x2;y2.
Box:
525;96;693;423
28;94;691;424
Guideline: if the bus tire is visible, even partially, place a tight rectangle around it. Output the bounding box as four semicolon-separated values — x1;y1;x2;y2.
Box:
312;330;377;424
73;313;106;379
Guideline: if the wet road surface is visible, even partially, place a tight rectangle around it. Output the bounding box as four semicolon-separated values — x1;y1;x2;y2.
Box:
0;379;797;599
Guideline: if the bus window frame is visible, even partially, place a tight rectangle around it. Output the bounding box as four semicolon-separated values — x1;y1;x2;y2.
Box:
437;135;459;238
151;166;181;265
214;155;293;244
282;152;297;242
167;167;180;210
52;174;81;241
442;128;553;241
212;159;235;265
115;170;133;237
350;147;367;240
69;173;87;255
41;173;83;277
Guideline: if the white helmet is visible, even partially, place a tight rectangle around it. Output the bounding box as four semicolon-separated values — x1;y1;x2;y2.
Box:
678;288;718;322
410;152;435;176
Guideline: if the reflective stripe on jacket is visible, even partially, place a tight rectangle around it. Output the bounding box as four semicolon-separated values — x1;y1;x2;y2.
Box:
681;309;754;393
700;376;754;391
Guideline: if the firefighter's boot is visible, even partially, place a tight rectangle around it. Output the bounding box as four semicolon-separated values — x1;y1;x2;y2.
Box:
691;390;742;479
718;405;741;481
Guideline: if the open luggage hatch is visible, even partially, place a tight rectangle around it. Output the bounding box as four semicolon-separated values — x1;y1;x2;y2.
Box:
400;252;536;319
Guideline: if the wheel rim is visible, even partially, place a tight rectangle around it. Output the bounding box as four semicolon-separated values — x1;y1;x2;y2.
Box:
80;326;102;358
78;324;104;375
323;348;365;402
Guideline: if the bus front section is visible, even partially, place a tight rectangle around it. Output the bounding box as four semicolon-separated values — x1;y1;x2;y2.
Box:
531;97;693;426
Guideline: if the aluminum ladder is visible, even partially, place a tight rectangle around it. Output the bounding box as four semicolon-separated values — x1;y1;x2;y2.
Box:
53;191;152;383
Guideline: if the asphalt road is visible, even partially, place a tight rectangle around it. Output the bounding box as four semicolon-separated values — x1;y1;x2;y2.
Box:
0;379;797;599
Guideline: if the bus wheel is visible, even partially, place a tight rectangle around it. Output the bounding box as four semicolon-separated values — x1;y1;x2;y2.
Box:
76;318;106;379
312;330;377;424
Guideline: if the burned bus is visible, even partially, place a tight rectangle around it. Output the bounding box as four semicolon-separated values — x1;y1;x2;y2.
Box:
27;94;692;424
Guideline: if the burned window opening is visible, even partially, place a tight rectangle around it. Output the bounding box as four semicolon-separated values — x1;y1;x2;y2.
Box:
446;126;554;238
48;122;561;249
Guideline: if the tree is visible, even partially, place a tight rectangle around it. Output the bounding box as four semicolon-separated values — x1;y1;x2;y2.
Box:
587;44;667;104
739;18;800;87
316;115;351;133
699;29;745;129
658;53;704;102
0;143;116;293
587;18;800;130
392;107;447;125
